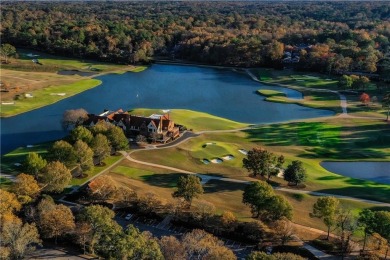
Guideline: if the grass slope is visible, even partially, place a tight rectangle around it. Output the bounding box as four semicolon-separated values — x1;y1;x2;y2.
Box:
1;79;101;117
129;108;248;131
108;163;389;233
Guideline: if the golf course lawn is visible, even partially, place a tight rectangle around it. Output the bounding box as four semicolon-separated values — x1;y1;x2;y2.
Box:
132;116;390;203
250;68;388;118
107;163;388;233
1;49;147;117
129;108;248;131
1;79;101;117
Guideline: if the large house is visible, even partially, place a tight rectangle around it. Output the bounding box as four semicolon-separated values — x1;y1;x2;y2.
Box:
84;109;180;143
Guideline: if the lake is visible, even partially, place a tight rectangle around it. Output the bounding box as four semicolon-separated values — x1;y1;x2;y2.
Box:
321;161;390;185
0;64;333;154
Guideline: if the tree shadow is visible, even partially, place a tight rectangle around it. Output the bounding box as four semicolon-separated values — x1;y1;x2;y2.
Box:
139;172;187;188
203;179;246;193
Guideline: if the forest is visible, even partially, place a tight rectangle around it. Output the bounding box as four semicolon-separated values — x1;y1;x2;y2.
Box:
1;1;390;79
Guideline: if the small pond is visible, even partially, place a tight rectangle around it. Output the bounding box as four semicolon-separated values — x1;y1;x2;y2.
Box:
321;161;390;185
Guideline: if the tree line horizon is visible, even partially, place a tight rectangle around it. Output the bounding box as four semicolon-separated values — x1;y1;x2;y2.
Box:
1;1;389;79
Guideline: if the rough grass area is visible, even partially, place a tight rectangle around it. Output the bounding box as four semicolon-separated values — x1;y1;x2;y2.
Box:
108;163;389;232
129;108;248;131
1;79;101;117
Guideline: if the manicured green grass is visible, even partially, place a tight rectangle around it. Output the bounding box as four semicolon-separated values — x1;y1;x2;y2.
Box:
70;154;123;186
9;49;128;73
1;79;101;117
129;108;248;131
112;165;186;188
0;177;13;189
0;142;52;174
133;116;390;202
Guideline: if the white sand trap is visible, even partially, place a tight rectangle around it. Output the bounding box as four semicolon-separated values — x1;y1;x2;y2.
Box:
211;158;223;164
14;163;22;167
325;79;333;81
50;93;66;96
297;80;305;82
222;155;235;160
2;102;15;105
206;142;216;145
239;149;248;155
26;145;34;148
202;159;210;165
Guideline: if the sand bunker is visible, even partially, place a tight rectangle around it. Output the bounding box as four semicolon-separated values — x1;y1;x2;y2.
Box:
238;149;248;155
202;159;210;165
222;155;234;160
210;158;223;164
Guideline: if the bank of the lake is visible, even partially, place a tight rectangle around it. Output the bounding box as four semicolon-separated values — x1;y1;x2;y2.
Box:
321;161;390;185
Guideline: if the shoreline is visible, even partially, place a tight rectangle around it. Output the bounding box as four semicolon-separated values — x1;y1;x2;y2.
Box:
0;66;147;118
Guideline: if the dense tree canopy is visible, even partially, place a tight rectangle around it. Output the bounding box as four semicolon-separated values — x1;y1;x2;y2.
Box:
1;2;389;78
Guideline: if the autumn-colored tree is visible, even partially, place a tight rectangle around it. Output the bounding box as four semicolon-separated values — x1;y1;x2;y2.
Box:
0;218;41;260
172;175;204;206
87;175;117;202
272;217;294;245
360;92;370;106
247;252;304;260
137;192;162;215
115;186;137;208
220;211;238;232
12;173;40;201
39;204;75;244
0;189;22;217
23;152;47;178
158;236;187;260
182;229;236;260
74;222;92;255
39;161;72;193
91;134;111;165
192;200;216;221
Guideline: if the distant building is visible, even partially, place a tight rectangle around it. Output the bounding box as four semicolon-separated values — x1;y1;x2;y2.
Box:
83;109;180;143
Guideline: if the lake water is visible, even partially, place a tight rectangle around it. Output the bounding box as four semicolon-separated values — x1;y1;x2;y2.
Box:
0;64;333;154
321;161;390;185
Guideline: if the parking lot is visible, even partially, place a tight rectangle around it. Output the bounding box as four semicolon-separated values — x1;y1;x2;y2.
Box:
115;211;256;259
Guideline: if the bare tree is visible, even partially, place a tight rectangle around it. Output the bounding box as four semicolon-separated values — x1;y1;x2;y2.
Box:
62;108;88;130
